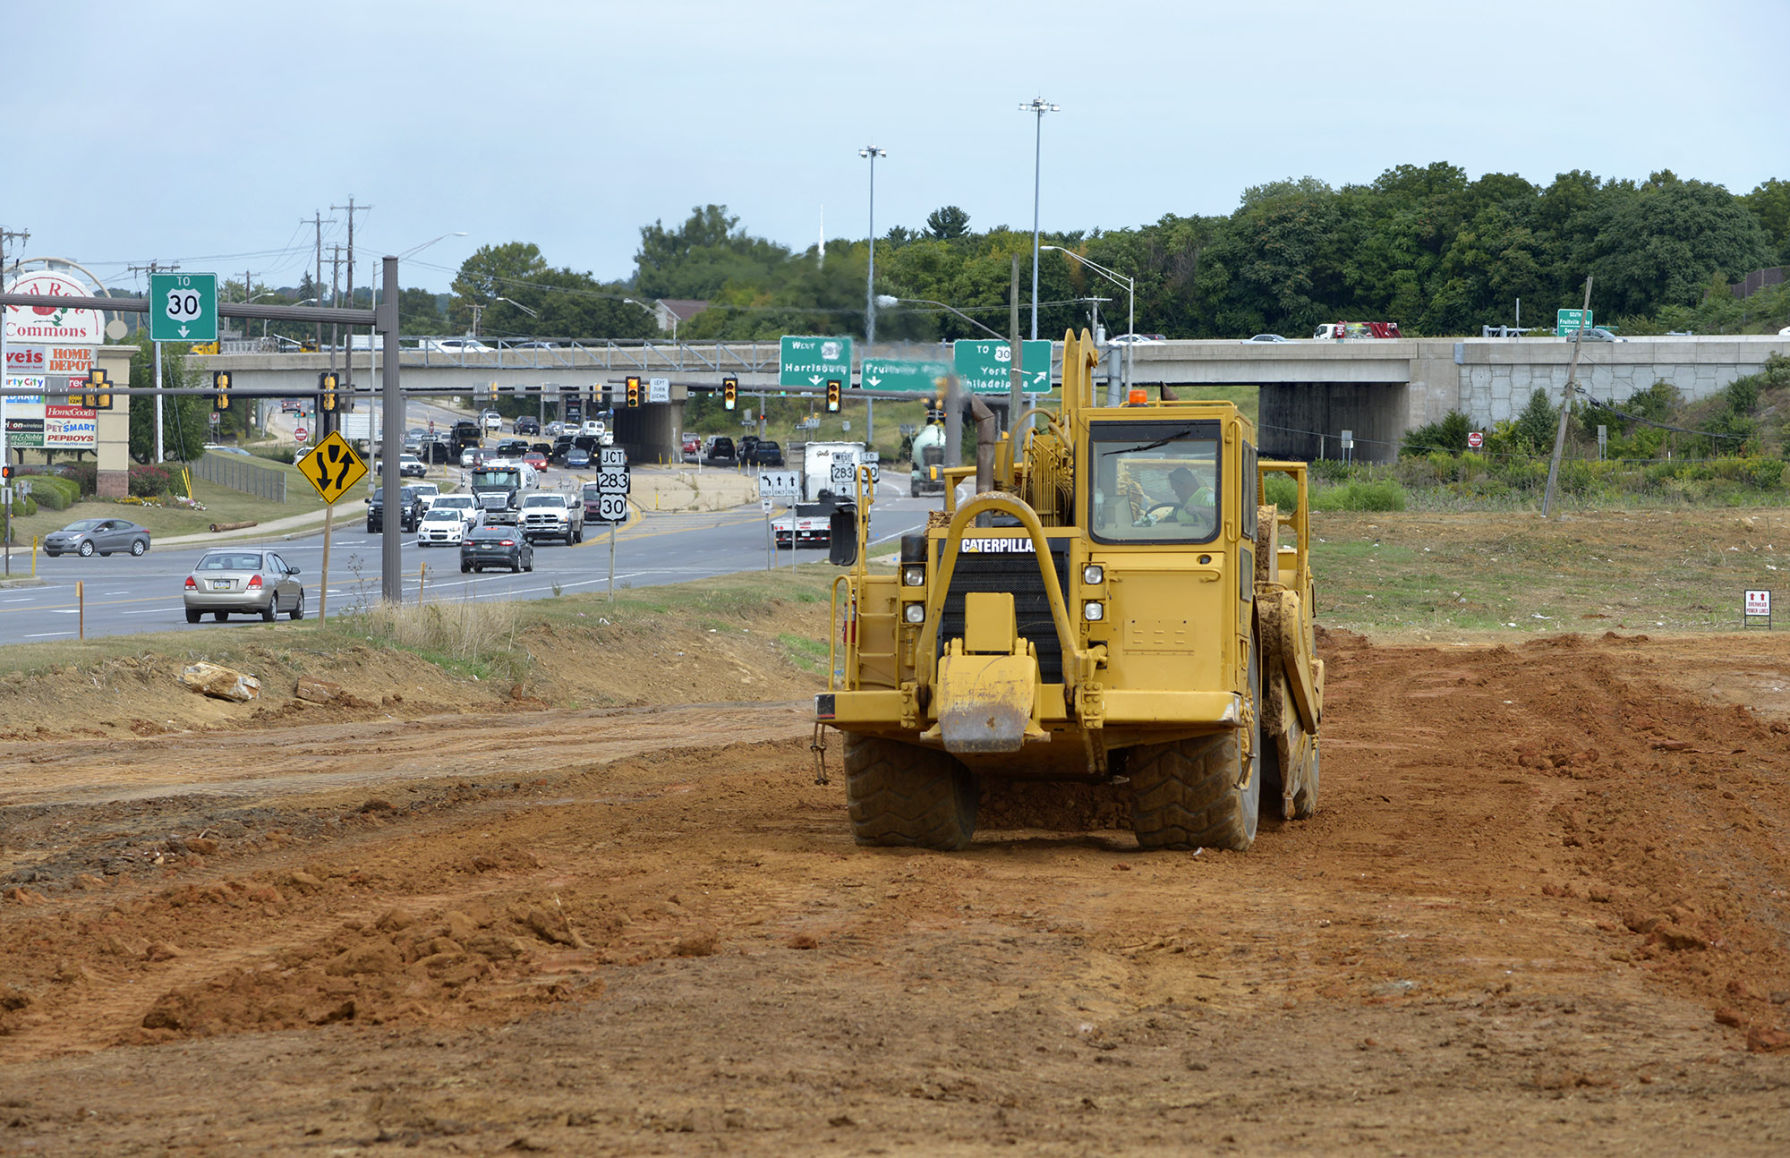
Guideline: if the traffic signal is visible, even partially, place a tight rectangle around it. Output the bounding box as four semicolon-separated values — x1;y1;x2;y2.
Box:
625;375;641;408
722;376;738;411
826;379;841;412
79;368;112;410
213;370;232;411
319;370;338;411
0;465;12;481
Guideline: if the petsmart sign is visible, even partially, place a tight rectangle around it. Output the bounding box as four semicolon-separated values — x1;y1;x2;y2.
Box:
44;405;96;449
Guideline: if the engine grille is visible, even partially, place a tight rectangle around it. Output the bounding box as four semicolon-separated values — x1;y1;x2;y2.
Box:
937;537;1071;684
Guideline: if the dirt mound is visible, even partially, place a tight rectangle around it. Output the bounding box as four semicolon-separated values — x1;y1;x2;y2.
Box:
2;628;1789;1153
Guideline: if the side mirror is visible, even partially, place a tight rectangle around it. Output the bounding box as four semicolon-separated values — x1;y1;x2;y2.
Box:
288;567;302;576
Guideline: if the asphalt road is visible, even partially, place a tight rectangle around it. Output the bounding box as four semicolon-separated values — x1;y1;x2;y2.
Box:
0;474;931;643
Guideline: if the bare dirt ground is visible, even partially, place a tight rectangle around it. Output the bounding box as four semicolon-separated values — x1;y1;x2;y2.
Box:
3;604;1790;1152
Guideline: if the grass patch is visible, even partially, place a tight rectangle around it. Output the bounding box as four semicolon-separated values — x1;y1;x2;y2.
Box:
320;600;528;685
777;632;831;674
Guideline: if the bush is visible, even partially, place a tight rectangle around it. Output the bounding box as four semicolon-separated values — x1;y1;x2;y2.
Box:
1262;473;1300;511
1400;410;1472;457
128;463;183;498
22;474;79;511
58;461;97;496
1312;479;1407;511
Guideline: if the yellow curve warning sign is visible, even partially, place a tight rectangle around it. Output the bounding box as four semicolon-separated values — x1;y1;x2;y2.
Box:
304;431;369;504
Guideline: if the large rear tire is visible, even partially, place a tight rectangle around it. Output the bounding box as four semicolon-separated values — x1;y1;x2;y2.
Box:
844;733;977;851
1129;639;1262;851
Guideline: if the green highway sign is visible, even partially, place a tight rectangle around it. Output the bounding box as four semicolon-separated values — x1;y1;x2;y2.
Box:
150;272;218;343
779;335;853;388
860;355;952;393
1555;308;1594;337
953;339;1053;393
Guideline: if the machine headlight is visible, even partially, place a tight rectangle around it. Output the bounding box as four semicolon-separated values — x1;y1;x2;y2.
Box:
904;602;926;624
1082;563;1104;585
1083;600;1105;622
902;565;926;587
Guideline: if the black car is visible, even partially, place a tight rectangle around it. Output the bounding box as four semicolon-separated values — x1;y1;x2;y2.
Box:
703;436;736;466
513;416;541;436
743;439;784;466
460;526;534;573
366;485;423;533
549;436;574;464
418;440;455;464
495;438;530;457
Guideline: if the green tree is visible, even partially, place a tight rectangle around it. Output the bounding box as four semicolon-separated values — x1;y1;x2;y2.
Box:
449;243;549;333
926;205;971;240
634;205;792;300
1742;177;1790;264
1582;172;1775;316
125;335;209;462
398;287;445;333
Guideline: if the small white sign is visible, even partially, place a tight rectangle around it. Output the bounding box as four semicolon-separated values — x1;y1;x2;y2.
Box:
648;377;670;403
596;468;630;495
598;493;628;522
760;495;774;514
294;425;309;442
758;470;799;499
599;446;627;468
1467;431;1484;449
1745;590;1771;616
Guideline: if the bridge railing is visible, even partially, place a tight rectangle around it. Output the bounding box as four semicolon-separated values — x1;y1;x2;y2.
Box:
396;338;784;373
195;451;288;503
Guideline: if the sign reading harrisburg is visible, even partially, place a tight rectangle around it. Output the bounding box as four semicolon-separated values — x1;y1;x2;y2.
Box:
953;339;1053;393
779;336;852;388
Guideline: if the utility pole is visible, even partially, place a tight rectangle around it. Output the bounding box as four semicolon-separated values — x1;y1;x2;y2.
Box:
327;246;343;440
129;259;179;462
1542;275;1593;518
0;226;29;526
304;211;334;352
332;197;371;408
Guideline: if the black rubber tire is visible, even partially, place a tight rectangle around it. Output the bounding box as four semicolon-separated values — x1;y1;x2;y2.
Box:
260;601;275;623
843;732;977;851
573;526;583;544
131;539;147;556
1129;639;1262;851
100;552;111;557
214;611;228;622
511;561;521;573
78;540;94;557
367;522;378;533
523;558;533;572
185;609;201;624
461;564;471;574
289;591;305;621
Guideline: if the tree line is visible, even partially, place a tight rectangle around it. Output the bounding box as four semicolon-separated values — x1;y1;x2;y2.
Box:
244;162;1790;345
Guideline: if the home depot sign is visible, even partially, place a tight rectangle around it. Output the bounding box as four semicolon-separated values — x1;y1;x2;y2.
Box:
4;345;95;376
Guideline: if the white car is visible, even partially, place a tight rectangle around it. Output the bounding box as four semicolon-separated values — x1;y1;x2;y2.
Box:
421;338;494;354
1779;325;1790;337
398;454;426;478
482;410;503;431
428;493;482;529
417;506;470;547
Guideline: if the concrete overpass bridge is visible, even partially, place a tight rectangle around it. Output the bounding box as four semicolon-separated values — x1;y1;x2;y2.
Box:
196;334;1789;465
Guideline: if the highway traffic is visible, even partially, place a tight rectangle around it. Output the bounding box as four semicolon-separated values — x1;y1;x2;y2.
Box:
0;465;927;642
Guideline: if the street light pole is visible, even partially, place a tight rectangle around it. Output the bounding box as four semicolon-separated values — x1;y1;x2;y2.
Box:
1041;245;1134;404
859;145;885;447
875;294;1004;340
1020;97;1059;341
859;146;885;346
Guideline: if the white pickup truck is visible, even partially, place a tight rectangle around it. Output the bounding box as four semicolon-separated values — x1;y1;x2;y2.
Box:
519;491;584;544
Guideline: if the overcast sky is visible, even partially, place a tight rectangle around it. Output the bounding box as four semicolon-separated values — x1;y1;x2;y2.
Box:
6;0;1784;300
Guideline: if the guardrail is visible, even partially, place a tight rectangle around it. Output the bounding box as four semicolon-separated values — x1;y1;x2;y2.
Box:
195;452;288;503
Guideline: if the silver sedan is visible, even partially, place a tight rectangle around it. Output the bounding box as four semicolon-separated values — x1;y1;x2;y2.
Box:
182;549;305;623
